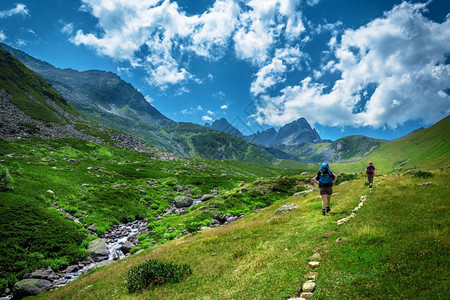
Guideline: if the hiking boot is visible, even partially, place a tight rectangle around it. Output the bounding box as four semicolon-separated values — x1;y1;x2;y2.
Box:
326;206;331;213
322;209;326;216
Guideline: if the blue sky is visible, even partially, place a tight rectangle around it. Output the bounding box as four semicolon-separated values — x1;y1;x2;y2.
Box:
0;0;449;140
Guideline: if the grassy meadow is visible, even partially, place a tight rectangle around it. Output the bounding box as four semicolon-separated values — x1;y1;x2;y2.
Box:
34;167;449;299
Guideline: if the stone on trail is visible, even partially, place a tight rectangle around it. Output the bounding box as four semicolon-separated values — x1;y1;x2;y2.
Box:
308;253;322;261
13;279;52;298
88;238;108;262
417;182;433;186
336;217;348;225
300;292;314;298
276;203;298;213
308;261;320;268
304;272;318;280
302;280;317;293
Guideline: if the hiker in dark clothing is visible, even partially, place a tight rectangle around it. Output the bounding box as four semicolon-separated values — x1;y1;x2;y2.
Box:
312;163;337;215
365;162;376;188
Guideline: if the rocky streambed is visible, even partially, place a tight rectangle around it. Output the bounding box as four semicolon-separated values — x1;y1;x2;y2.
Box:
2;219;148;299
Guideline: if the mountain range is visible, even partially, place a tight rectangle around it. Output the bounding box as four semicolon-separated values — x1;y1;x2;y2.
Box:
0;42;404;164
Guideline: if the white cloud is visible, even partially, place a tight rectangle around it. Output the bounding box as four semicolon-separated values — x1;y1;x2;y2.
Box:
253;2;450;128
15;39;27;46
202;115;213;121
221;104;228;109
0;4;29;18
144;95;153;103
0;31;6;42
207;110;214;115
61;23;74;35
73;0;308;91
197;105;203;111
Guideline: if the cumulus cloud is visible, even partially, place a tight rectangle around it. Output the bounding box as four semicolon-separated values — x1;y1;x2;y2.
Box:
72;0;308;91
202;115;213;121
61;23;74;35
144;95;153;103
221;104;228;109
207;110;214;115
0;3;29;18
0;31;6;42
253;2;450;128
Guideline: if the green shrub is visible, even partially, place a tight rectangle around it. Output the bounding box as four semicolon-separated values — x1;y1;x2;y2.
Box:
9;162;23;175
412;171;433;179
0;166;13;191
126;259;192;293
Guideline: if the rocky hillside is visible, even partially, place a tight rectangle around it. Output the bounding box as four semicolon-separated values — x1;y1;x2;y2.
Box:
0;49;168;156
205;118;244;138
0;43;170;127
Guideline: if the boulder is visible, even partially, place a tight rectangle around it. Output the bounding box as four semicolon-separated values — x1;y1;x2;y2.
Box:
87;224;98;231
173;196;193;208
406;169;420;173
64;265;80;273
25;267;57;280
200;194;214;201
88;239;108;262
120;241;135;254
13;279;52;298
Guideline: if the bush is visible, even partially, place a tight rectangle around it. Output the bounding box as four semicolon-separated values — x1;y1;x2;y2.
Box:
412;171;433;179
126;259;192;293
0;165;13;191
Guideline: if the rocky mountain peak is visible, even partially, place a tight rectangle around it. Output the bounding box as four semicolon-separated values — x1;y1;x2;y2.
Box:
208;118;244;138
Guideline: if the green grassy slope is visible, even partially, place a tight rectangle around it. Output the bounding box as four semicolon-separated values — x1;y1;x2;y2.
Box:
332;116;450;173
37;169;449;299
0;49;78;124
0;137;307;290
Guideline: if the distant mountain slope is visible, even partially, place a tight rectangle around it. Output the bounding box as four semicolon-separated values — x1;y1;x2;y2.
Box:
334;115;450;172
205;118;244;138
245;118;321;146
0;49;166;154
0;42;170;127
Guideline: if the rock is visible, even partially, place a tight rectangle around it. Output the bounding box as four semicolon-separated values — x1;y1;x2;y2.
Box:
87;224;98;231
336;217;348;225
254;180;261;185
308;261;320;268
336;237;348;243
67;159;80;163
240;188;248;193
417;182;433;186
302;280;316;292
308;253;322;261
276;203;298;213
64;265;80;273
13;279;52;298
406;168;420;173
88;239;108;262
173;196;193;208
25;267;57;280
339;181;349;185
301;172;309;175
238;183;245;187
81;183;90;187
304;272;318;280
220;174;228;177
46;190;54;195
300;292;314;298
211;219;220;225
120;241;135;254
293;189;314;196
200;194;214;201
199;206;207;211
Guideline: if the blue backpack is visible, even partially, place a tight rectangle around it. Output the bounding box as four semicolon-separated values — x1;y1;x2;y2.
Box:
318;163;333;186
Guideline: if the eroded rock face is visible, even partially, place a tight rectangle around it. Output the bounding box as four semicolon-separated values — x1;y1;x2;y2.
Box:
24;267;57;281
88;239;108;262
13;279;52;298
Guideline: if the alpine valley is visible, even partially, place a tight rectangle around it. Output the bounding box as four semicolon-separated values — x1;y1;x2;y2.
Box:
0;43;448;300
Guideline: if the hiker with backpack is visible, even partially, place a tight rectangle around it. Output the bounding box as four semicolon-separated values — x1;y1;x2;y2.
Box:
312;163;337;216
365;162;376;188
